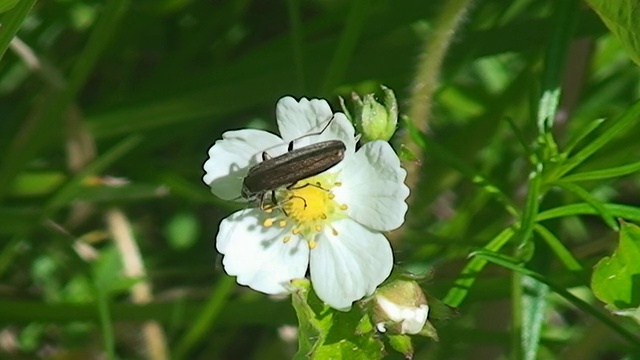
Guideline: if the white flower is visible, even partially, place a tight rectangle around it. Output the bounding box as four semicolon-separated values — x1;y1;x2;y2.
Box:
203;96;410;310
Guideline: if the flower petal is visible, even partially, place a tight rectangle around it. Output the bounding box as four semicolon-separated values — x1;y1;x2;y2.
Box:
376;296;430;334
309;219;393;310
334;141;409;231
216;208;309;294
203;129;284;200
276;97;335;142
314;113;358;161
275;96;357;175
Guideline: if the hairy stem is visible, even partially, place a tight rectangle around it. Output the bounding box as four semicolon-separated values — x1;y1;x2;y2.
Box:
394;0;474;242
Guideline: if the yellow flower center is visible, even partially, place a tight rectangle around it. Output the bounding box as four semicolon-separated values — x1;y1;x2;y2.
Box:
261;172;347;248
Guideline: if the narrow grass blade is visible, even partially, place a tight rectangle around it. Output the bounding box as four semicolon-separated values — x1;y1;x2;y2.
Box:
443;227;515;307
534;224;583;273
537;203;640;223
554;181;619;230
553;99;640;181
173;277;236;360
561;160;640;182
0;0;36;62
473;250;640;347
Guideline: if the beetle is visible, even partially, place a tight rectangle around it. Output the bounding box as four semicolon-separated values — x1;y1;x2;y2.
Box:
241;139;346;208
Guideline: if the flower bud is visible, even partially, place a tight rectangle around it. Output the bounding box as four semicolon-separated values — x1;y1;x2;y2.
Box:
372;279;430;335
350;85;398;142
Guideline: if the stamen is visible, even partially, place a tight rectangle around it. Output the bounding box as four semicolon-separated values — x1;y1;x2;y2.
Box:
334;182;342;186
263;218;275;227
340;204;348;210
274;172;345;244
283;236;291;243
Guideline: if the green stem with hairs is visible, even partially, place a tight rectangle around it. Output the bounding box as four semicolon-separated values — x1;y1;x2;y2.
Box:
406;0;474;134
395;0;474;244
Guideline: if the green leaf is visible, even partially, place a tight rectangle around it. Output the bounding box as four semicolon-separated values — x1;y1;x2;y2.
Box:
321;0;372;93
473;250;640;345
43;135;142;214
443;227;515;307
560;159;640;182
534;224;584;273
0;0;130;202
173;277;236;360
612;307;640;326
521;276;549;360
562;118;605;155
9;172;66;197
586;0;640;67
591;221;640;309
537;203;640;223
536;0;579;138
421;135;518;217
515;169;542;256
0;0;36;62
550;99;640;181
0;0;19;14
387;334;413;359
397;143;420;163
290;280;384;360
554;180;619;230
70;183;170;203
291;279;325;357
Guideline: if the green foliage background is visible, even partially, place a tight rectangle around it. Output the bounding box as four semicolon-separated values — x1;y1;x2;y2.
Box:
1;0;640;359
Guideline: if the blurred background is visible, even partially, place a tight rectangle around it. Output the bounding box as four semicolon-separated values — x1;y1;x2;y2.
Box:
1;0;640;359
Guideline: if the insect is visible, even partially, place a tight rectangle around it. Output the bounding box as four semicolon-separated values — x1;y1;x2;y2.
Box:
241;120;346;209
